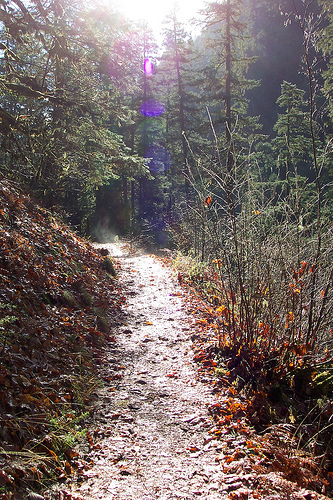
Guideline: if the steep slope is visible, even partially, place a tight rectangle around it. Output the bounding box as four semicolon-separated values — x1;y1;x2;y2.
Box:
0;179;124;497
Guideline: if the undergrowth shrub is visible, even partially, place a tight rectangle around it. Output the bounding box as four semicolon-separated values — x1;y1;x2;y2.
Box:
173;167;333;469
176;166;333;369
172;83;333;470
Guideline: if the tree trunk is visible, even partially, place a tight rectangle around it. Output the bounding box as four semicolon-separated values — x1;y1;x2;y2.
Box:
225;0;234;215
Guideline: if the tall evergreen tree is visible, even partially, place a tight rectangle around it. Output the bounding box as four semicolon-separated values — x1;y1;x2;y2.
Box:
156;8;195;198
319;0;333;123
273;81;313;182
199;0;259;213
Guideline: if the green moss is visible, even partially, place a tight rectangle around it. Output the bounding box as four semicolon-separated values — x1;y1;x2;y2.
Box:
313;370;333;395
61;290;78;308
80;289;94;307
96;314;110;333
214;367;229;378
101;256;116;277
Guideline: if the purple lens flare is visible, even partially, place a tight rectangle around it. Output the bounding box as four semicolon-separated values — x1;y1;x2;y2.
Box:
144;58;153;75
140;100;165;117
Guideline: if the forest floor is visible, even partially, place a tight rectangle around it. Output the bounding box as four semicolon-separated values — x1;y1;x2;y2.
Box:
1;180;331;500
51;242;331;500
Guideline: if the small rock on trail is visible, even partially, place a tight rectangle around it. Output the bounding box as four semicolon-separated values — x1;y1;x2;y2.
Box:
74;243;226;499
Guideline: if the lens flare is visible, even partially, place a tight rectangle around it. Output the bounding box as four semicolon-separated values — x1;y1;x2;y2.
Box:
144;58;153;75
140;100;165;117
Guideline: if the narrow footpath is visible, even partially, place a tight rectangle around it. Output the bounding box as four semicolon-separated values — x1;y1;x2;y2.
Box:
67;243;330;500
74;243;226;500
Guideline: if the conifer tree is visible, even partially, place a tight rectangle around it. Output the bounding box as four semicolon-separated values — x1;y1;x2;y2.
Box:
156;8;198;200
273;81;313;182
200;0;259;213
319;0;333;123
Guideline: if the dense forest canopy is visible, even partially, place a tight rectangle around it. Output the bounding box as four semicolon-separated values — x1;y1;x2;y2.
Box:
0;0;331;241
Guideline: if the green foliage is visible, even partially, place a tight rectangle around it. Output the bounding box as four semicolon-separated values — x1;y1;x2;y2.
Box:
273;81;312;169
173;0;333;414
101;255;117;276
154;10;197;201
244;0;307;134
48;410;89;456
0;303;16;329
0;0;147;232
199;0;260;131
0;303;17;353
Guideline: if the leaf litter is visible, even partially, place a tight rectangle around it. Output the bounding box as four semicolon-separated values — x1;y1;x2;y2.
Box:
1;179;331;499
58;244;331;500
0;180;124;499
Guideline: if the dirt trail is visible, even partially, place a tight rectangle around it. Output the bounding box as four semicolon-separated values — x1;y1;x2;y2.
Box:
65;243;332;500
74;243;227;500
